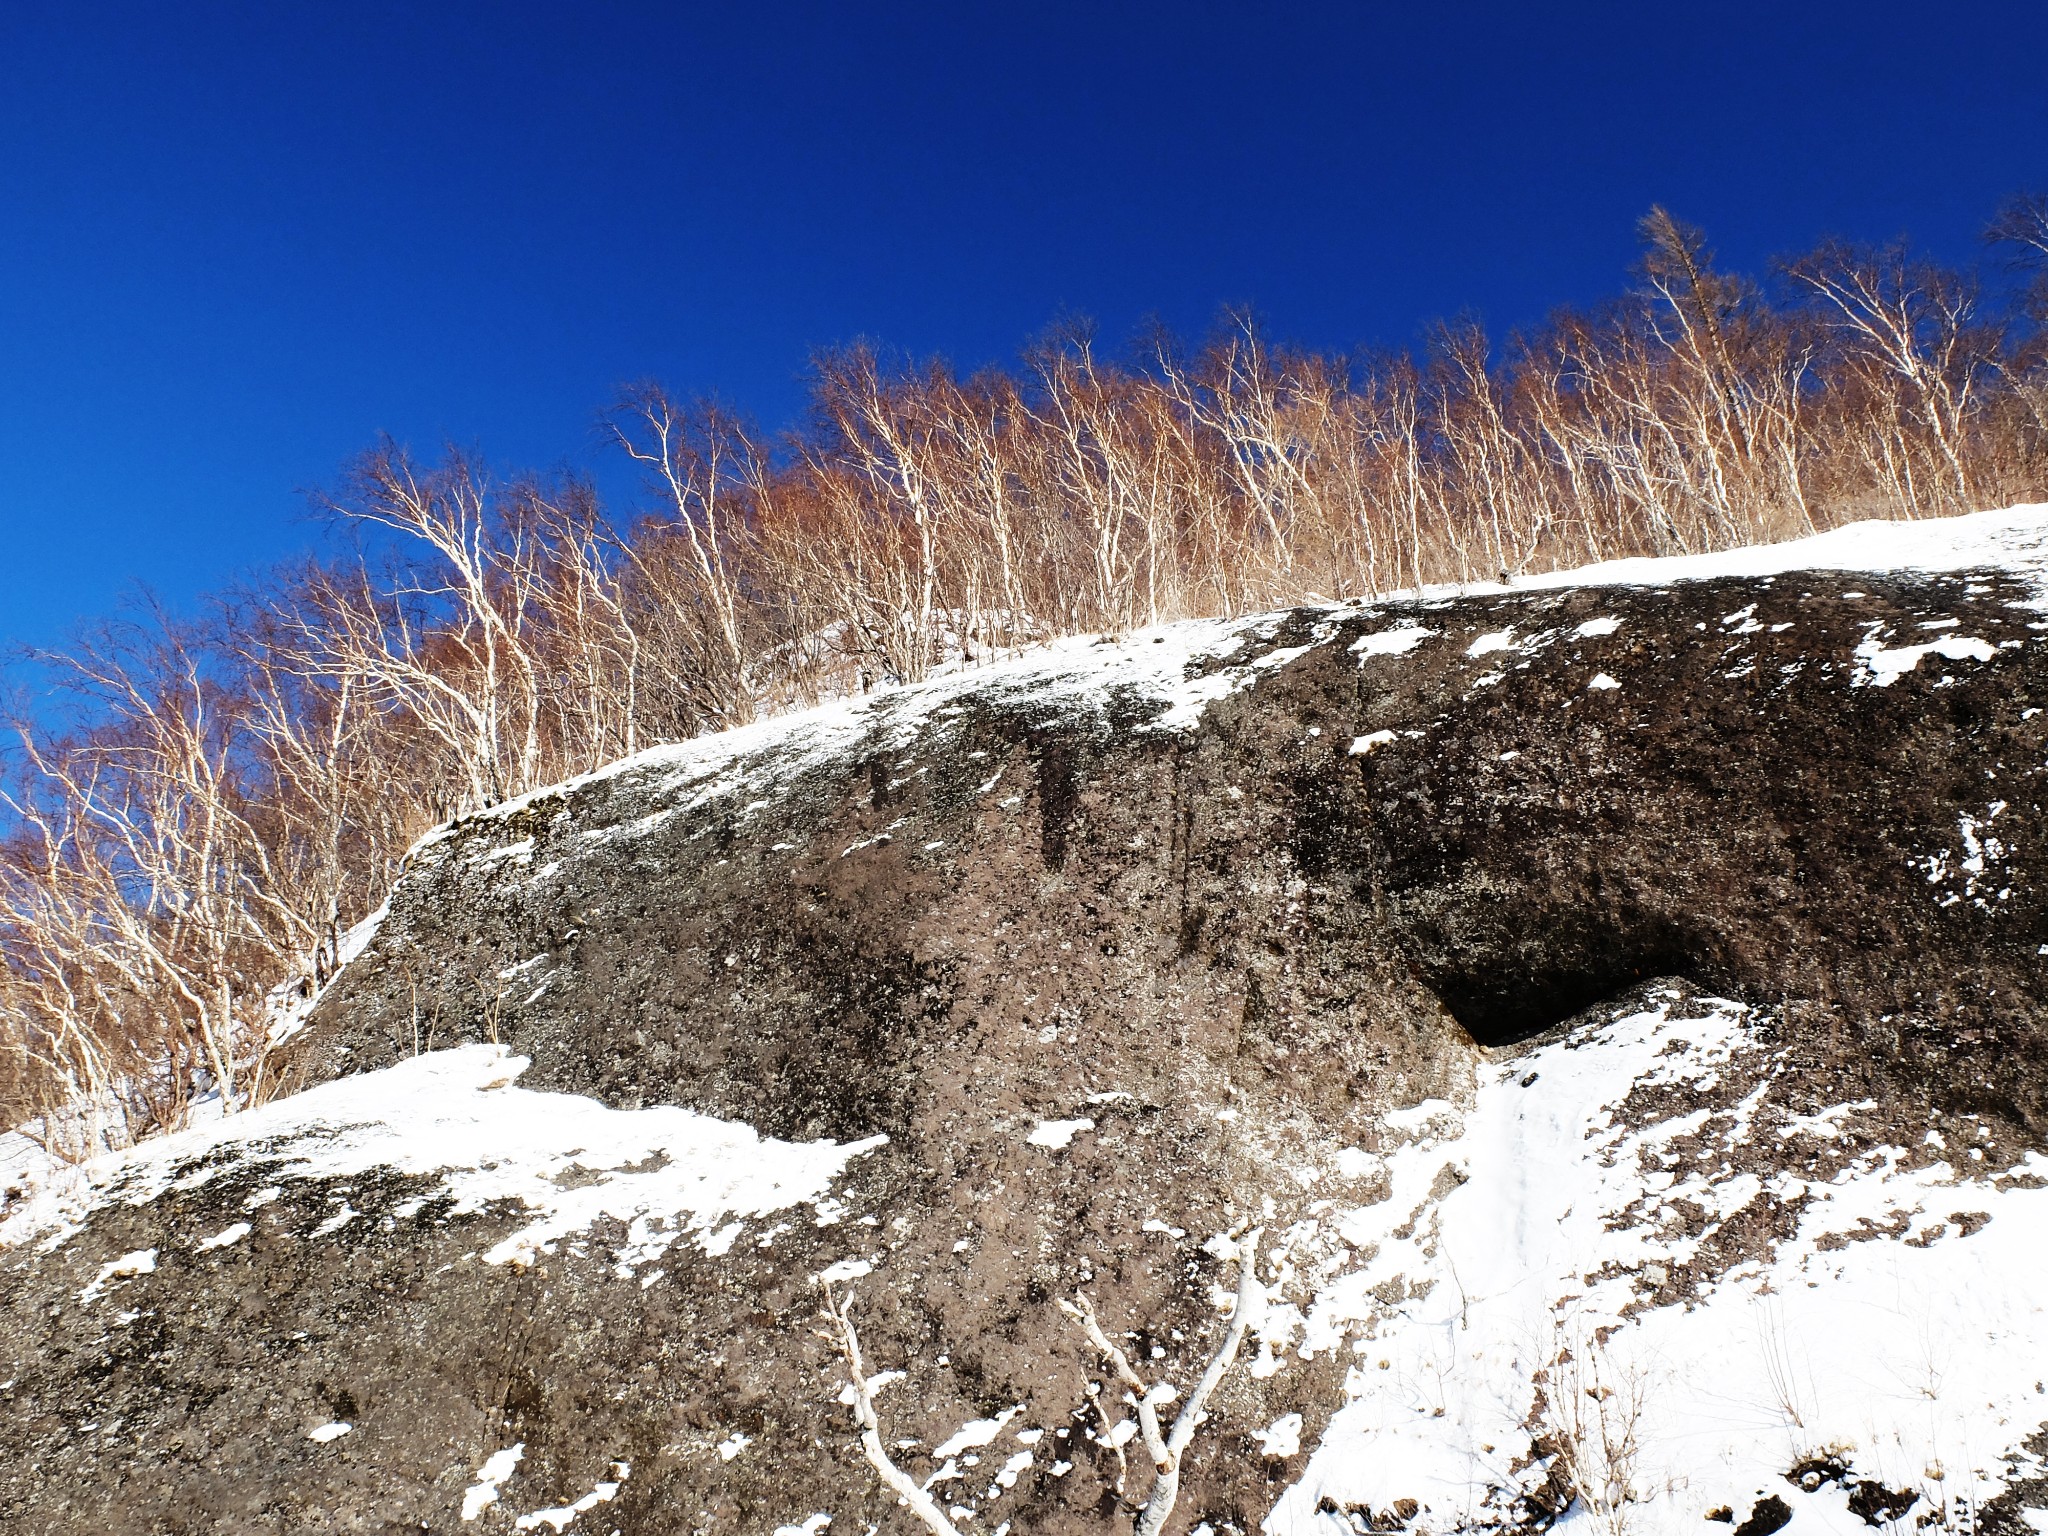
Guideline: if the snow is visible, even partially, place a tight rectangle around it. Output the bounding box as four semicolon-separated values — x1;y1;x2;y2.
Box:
1920;804;2016;910
307;1420;352;1443
1518;502;2048;593
4;1045;886;1281
1026;1117;1095;1150
267;901;390;1050
513;1462;626;1532
1587;672;1621;691
1467;630;1517;657
1353;624;1436;658
310;1202;357;1236
936;1405;1026;1457
463;1443;525;1520
836;1369;905;1407
79;1247;155;1302
1262;991;2048;1536
0;1130;86;1239
1852;630;2000;687
1257;1412;1306;1458
336;902;388;967
195;1221;251;1251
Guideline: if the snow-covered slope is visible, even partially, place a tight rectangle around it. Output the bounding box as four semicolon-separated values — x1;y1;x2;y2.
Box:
1266;989;2048;1536
449;503;2048;839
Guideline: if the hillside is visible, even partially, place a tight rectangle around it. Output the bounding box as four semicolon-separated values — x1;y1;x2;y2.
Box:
4;506;2048;1536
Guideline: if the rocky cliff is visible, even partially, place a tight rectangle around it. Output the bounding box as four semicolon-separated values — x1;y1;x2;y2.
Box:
5;508;2048;1536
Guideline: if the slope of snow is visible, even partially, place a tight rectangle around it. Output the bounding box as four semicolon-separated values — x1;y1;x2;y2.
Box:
447;504;2048;868
2;1043;886;1277
1517;503;2048;593
1260;993;2048;1536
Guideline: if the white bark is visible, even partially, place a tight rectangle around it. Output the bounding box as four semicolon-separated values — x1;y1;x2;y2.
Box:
822;1285;966;1536
1061;1226;1266;1536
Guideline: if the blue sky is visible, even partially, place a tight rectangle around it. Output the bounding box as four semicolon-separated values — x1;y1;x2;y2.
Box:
3;1;2045;654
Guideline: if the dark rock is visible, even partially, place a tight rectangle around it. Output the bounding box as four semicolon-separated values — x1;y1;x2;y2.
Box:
1732;1494;1794;1536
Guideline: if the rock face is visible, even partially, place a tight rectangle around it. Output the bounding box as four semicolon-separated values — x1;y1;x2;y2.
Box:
6;510;2048;1536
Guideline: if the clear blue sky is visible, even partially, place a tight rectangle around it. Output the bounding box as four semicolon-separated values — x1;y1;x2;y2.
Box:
3;1;2045;655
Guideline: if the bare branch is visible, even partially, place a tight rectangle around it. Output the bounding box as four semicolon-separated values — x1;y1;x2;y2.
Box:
1060;1226;1266;1536
821;1284;966;1536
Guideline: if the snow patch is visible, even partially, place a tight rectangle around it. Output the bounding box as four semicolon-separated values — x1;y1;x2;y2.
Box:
1255;1412;1304;1458
79;1247;155;1302
462;1443;525;1520
836;1370;904;1407
5;1046;886;1280
267;901;388;1050
1853;630;1999;687
1466;629;1516;657
1026;1118;1095;1150
1351;624;1435;658
936;1406;1025;1458
512;1461;627;1532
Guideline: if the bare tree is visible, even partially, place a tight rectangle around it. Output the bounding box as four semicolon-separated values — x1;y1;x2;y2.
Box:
289;445;555;812
1786;241;1994;512
1536;1314;1649;1536
608;390;763;729
1;614;309;1129
1988;192;2048;269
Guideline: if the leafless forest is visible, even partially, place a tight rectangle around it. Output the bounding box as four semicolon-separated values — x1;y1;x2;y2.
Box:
6;203;2048;1145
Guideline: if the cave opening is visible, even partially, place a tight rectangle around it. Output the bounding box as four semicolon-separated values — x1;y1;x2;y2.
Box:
1420;912;1705;1050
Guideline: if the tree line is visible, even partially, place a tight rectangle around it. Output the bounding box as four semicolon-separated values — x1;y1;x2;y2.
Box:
5;201;2047;1148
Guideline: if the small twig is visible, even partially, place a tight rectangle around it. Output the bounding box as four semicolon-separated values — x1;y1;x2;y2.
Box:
1084;1380;1132;1500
